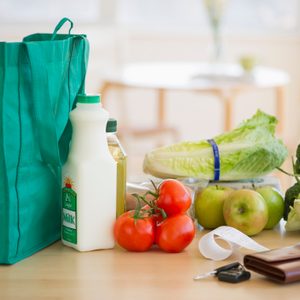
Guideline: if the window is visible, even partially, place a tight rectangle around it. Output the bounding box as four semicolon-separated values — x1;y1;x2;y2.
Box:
116;0;300;35
0;0;101;23
1;0;299;35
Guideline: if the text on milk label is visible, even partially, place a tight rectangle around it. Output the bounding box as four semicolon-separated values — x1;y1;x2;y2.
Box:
62;185;77;244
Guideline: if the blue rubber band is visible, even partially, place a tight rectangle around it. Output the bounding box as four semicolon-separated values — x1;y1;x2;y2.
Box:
207;139;220;181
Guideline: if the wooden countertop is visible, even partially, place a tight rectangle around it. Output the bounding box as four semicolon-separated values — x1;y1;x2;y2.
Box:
0;224;299;300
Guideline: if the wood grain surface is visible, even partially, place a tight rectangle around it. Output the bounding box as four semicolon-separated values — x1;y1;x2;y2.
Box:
0;223;299;300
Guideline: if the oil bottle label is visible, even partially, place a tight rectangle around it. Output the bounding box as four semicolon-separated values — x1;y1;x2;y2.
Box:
62;186;77;244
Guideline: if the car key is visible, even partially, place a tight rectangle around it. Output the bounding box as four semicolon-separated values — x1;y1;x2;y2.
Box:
193;262;241;280
217;265;251;283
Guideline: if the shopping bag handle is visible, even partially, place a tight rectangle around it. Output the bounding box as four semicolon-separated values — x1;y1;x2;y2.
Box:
20;44;61;180
20;34;89;181
51;17;73;41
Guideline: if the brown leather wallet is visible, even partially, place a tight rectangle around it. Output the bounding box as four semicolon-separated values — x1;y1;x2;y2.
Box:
244;244;300;283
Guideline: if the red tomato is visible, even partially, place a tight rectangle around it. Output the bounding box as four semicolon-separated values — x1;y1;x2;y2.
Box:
157;179;192;216
155;214;195;253
114;211;155;252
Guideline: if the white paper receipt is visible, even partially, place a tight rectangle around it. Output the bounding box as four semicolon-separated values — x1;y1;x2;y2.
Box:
198;226;269;261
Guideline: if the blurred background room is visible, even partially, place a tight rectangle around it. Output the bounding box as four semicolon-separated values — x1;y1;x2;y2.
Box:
1;0;300;185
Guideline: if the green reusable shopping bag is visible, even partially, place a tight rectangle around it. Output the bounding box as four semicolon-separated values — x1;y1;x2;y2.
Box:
0;18;89;264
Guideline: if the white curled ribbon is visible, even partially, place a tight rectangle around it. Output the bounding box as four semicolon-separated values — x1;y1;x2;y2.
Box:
198;226;269;261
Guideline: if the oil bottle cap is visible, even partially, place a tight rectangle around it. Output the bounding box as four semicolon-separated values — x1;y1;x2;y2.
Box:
106;118;117;132
76;94;101;104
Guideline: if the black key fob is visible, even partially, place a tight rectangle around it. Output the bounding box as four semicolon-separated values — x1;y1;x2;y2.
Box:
217;268;251;283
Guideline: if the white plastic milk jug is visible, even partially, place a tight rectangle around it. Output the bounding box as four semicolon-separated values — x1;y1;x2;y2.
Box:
62;94;116;251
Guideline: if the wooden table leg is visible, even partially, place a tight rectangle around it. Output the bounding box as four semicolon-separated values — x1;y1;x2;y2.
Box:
275;86;285;136
218;91;236;132
219;88;241;132
99;81;112;107
99;81;118;107
213;89;236;132
158;88;165;128
224;96;233;132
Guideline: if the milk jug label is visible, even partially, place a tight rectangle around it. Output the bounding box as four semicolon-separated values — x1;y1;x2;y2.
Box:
62;180;77;244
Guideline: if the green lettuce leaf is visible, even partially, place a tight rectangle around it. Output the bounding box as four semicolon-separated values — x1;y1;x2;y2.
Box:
285;199;300;231
143;110;288;180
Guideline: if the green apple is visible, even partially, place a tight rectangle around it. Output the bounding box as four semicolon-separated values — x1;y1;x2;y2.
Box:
256;186;284;229
223;189;268;236
194;185;234;229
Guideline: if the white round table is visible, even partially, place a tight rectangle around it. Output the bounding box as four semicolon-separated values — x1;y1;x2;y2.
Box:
100;62;289;136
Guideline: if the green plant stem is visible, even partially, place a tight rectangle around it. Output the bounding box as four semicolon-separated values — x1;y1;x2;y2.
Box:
277;167;300;182
131;187;167;220
150;179;159;195
132;193;142;220
291;157;300;183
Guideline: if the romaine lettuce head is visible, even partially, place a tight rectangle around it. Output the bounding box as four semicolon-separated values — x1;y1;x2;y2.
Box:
143;110;288;180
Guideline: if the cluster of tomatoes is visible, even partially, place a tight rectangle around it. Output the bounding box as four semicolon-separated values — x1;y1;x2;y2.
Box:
114;179;195;253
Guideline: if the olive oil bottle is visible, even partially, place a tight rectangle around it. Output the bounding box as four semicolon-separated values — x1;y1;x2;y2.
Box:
106;119;127;217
